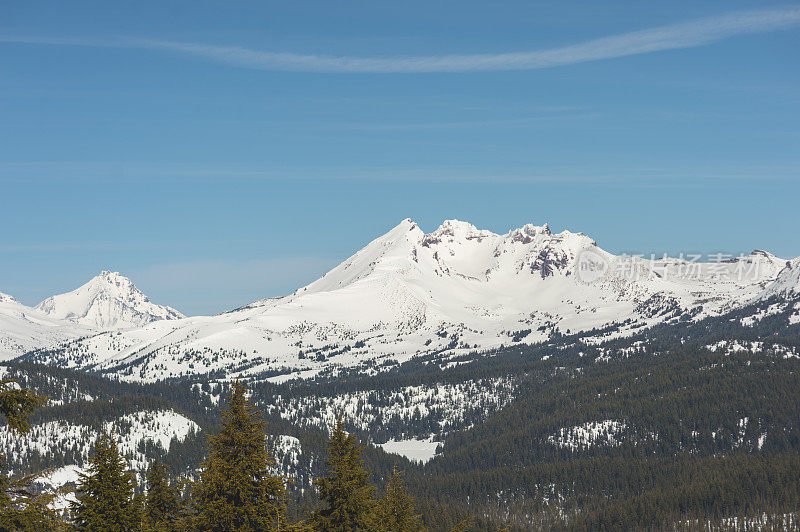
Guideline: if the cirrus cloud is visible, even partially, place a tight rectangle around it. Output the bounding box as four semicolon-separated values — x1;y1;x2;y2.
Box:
1;7;799;73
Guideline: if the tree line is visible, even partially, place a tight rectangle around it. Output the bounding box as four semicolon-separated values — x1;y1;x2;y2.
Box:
4;303;800;530
1;379;463;532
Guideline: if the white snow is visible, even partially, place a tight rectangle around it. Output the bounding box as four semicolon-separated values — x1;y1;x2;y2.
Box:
379;437;440;464
31;464;84;511
21;220;800;382
106;410;198;471
0;271;182;360
0;291;90;360
740;303;785;327
38;464;84;487
265;378;516;437
548;420;628;450
35;270;184;329
683;512;799;530
705;340;798;358
0;409;198;476
269;435;302;477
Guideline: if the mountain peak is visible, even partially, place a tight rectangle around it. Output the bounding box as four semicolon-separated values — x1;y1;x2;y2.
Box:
90;270;143;297
36;272;184;329
424;219;494;244
385;218;422;235
506;222;553;244
439;219;477;230
749;249;780;260
23;217;800;382
0;291;18;304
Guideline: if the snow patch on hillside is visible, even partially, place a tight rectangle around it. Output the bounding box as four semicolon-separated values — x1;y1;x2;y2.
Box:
548;420;628;450
269;435;302;477
706;340;798;358
265;378;516;440
109;410;198;471
0;410;198;476
30;464;84;511
379;438;440;463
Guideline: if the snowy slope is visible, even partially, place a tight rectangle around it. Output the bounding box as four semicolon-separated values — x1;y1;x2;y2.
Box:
35;271;184;329
30;464;84;511
0;291;90;361
22;219;800;382
6;409;199;510
1;409;198;474
762;257;800;297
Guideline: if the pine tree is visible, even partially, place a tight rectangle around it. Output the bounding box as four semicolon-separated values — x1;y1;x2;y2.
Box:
312;417;376;532
0;379;58;531
375;467;423;532
143;460;181;531
195;381;286;531
71;432;138;532
0;377;46;511
132;490;146;532
0;378;46;434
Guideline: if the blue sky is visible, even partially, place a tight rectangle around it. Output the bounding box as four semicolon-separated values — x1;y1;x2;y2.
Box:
1;1;799;315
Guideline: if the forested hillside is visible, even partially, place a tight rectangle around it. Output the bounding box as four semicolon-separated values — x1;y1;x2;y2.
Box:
2;302;800;530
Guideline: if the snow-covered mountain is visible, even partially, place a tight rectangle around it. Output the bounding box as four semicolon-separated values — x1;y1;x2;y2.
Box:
763;257;800;297
0;291;89;361
20;219;800;382
35;271;184;329
0;271;182;360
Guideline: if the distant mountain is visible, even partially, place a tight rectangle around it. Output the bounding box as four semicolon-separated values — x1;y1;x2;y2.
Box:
0;291;88;361
0;271;182;360
35;271;184;329
21;219;800;382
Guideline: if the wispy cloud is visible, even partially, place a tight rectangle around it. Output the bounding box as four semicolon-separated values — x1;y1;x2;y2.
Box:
1;7;799;73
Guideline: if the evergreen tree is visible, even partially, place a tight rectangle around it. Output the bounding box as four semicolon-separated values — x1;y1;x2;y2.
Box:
0;379;58;531
312;417;376;532
72;433;138;532
195;381;286;531
144;460;181;531
376;467;423;532
0;377;46;511
0;378;46;434
132;490;146;532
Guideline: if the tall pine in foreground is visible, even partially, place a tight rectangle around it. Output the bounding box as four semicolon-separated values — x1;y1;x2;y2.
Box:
143;460;181;531
72;432;138;532
312;417;376;532
375;467;423;532
195;381;286;531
